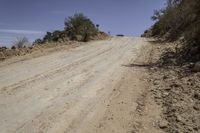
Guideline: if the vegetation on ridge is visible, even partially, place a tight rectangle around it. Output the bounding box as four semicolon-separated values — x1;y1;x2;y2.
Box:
35;13;100;44
65;13;98;42
143;0;200;62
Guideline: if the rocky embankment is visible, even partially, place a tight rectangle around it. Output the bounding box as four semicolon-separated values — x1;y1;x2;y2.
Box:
148;40;200;132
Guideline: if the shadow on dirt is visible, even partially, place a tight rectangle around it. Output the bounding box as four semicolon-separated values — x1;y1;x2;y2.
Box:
148;39;166;45
122;63;155;68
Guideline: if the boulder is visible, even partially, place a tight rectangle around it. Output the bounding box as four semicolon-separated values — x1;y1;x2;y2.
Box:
159;120;168;129
192;62;200;72
75;35;83;41
190;46;199;55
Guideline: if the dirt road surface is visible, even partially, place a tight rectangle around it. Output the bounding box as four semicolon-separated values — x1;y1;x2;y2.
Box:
0;37;163;133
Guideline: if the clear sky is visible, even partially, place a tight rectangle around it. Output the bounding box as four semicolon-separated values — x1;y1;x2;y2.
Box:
0;0;165;47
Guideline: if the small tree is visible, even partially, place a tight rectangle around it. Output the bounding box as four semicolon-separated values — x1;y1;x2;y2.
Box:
64;13;98;42
96;24;100;30
13;37;29;48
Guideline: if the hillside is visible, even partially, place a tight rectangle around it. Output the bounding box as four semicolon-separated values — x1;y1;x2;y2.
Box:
141;0;200;132
143;0;200;64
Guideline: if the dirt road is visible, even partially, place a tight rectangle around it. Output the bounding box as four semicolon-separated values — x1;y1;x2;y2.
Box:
0;37;163;133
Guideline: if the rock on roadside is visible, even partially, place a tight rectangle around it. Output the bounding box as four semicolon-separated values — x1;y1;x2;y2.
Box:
192;62;200;72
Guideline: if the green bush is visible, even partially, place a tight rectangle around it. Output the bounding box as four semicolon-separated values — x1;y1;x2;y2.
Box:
64;13;98;42
34;13;99;44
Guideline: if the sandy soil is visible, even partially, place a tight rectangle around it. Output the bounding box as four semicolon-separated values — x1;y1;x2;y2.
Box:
0;37;163;133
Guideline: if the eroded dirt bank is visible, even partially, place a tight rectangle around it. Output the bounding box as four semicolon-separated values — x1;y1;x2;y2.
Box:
147;40;200;133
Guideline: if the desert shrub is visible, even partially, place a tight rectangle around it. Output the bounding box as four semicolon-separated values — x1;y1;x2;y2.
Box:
34;13;99;44
34;39;43;45
40;30;69;43
43;32;53;43
0;46;7;49
11;46;16;49
12;37;29;48
51;30;62;42
64;13;98;42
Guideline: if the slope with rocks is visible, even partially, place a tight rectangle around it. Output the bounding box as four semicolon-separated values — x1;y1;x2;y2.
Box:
147;40;200;133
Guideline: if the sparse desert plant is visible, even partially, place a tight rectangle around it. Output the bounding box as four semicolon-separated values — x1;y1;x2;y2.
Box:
13;37;29;48
41;30;69;43
33;38;43;45
43;32;53;43
11;46;16;49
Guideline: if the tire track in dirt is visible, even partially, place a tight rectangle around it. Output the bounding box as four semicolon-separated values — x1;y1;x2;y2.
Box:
0;37;159;133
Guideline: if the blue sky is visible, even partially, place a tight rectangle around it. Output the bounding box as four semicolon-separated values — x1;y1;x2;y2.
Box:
0;0;165;47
